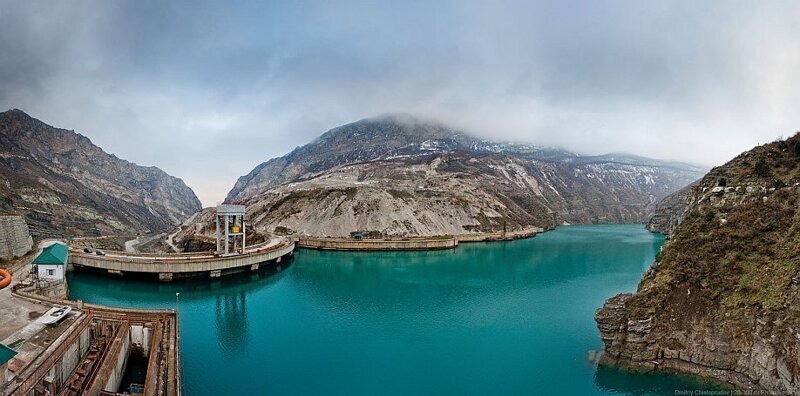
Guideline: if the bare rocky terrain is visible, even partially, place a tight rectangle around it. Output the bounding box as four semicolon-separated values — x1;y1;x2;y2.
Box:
0;109;201;239
596;133;800;392
180;115;705;243
645;183;695;235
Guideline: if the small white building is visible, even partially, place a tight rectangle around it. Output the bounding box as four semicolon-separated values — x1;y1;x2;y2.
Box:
33;242;68;281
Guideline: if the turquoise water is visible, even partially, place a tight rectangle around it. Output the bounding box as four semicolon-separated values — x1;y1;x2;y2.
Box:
67;225;719;395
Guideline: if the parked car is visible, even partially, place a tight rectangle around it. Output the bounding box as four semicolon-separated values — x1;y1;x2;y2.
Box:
83;247;93;253
95;250;106;256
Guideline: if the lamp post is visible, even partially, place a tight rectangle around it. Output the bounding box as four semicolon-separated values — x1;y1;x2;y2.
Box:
174;291;182;394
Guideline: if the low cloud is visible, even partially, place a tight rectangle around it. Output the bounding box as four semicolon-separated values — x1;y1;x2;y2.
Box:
2;0;799;205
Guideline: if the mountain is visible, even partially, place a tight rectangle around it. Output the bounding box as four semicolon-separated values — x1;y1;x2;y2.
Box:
596;133;800;392
0;109;202;238
210;115;705;238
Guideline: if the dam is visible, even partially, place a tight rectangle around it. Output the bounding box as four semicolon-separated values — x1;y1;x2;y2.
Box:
69;238;294;282
1;205;297;395
68;205;295;282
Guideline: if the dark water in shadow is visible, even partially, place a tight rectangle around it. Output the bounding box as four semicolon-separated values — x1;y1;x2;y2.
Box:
68;225;722;395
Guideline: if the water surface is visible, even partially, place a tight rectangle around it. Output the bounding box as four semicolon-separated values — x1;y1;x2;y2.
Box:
68;225;718;395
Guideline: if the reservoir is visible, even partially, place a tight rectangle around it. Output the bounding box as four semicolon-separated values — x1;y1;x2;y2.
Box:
67;225;716;395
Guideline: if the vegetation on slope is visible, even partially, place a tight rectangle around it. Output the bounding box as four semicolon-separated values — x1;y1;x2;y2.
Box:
598;133;800;390
634;134;800;320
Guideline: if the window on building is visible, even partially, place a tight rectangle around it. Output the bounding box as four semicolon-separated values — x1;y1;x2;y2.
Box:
47;269;54;276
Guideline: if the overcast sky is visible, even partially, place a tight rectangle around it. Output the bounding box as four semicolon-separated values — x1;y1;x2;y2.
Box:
2;1;800;206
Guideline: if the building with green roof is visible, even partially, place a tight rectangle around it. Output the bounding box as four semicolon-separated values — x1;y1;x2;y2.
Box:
33;242;68;281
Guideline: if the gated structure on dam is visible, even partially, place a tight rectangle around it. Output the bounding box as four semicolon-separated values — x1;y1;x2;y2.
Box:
69;205;295;281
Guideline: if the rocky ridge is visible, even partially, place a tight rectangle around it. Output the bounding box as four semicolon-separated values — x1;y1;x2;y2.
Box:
596;133;800;392
0;109;202;238
181;115;705;242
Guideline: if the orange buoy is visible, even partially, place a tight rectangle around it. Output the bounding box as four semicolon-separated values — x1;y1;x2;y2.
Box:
0;269;11;289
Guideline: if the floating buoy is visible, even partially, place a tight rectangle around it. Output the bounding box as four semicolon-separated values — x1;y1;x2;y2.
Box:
0;269;12;289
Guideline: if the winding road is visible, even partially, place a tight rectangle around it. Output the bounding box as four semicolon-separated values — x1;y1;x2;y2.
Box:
165;226;181;253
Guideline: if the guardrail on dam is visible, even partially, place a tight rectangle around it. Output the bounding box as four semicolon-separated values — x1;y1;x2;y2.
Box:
69;239;295;281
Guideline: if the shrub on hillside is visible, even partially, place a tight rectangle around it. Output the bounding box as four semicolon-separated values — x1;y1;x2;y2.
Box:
754;157;770;176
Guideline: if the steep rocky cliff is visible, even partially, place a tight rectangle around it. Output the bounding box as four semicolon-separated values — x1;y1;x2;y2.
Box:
0;109;202;238
596;133;800;392
198;115;704;239
645;183;695;235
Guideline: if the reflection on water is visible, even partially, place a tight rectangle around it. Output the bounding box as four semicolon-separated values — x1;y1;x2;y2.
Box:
215;292;248;355
67;263;292;359
68;225;722;396
594;365;731;395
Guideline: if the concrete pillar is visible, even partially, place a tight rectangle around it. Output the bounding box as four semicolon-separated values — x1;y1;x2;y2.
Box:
242;221;246;253
215;215;220;253
224;216;229;255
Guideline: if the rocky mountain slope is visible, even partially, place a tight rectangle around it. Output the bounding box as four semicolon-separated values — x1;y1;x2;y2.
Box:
0;109;201;238
645;183;695;235
596;134;800;392
186;115;705;240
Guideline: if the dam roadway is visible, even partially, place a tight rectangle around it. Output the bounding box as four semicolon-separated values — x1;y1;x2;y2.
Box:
69;238;295;281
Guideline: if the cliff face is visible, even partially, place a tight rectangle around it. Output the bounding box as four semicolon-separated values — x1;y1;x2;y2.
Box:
214;115;704;238
0;109;202;238
596;133;800;392
646;183;695;235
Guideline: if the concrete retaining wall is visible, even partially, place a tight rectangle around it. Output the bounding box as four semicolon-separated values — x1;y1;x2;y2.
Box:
36;280;69;300
0;215;33;259
47;324;91;392
456;227;542;242
103;327;131;393
296;227;542;251
297;237;458;251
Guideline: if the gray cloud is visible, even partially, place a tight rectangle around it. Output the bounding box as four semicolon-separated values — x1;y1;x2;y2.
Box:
2;0;799;206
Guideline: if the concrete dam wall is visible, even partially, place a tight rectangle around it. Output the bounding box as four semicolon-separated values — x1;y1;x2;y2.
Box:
0;215;33;259
297;236;458;251
295;227;542;251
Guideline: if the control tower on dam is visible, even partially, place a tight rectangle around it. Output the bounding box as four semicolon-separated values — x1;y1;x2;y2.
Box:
69;205;295;281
